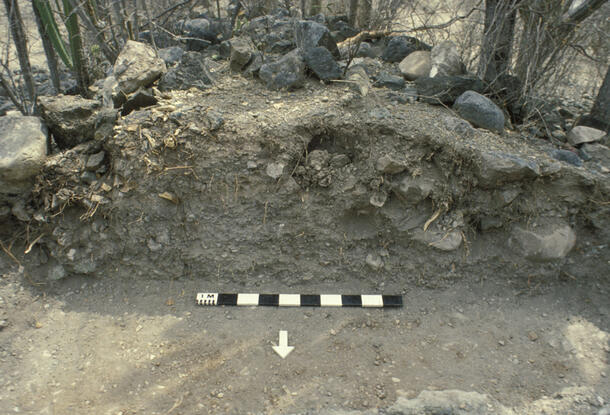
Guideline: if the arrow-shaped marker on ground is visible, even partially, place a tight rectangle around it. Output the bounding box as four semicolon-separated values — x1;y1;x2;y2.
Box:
272;330;294;359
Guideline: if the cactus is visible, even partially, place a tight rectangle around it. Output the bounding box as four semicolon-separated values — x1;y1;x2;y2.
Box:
34;0;90;96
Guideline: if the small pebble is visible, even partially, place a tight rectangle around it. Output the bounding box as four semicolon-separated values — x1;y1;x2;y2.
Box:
528;331;538;341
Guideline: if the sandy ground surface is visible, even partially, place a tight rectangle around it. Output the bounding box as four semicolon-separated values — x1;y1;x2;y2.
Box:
0;265;608;414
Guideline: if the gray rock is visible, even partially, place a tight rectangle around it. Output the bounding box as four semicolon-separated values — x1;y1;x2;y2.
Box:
430;40;465;77
259;50;306;91
370;191;388;207
509;222;576;262
477;151;540;187
551;149;583;167
38;94;100;149
100;75;124;108
307;149;330;170
416;75;485;105
374;72;405;90
567;126;605;146
158;51;215;91
294;20;340;59
346;65;370;96
86;151;105;171
48;264;66;281
94;108;118;142
366;253;383;269
122;88;158;115
230;37;255;71
330;154;350;168
138;30;176;49
114;41;166;95
382;36;429;63
303;46;342;81
158;46;184;66
0;115;48;198
442;115;474;137
581;143;610;165
386;390;493;415
266;162;286;179
243;53;263;77
354;42;377;58
399;50;432;81
453;90;505;133
182;17;230;48
376;155;407;174
393;176;434;205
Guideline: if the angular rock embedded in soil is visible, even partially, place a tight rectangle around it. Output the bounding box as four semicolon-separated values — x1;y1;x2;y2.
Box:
430;40;466;77
416;75;485;105
399;50;432;81
376;155;408;174
303;46;342;81
567;126;606;146
294;20;341;59
509;222;576;262
477;151;540;187
113;40;166;95
259;50;307;91
38;94;100;149
0;115;48;198
453;90;505;133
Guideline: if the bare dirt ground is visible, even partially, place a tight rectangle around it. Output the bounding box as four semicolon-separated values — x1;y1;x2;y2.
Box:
0;262;608;414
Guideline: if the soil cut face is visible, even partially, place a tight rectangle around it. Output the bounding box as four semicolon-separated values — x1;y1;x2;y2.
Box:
0;74;609;414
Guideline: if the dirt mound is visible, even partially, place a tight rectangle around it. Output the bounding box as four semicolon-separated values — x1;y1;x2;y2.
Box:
2;72;605;287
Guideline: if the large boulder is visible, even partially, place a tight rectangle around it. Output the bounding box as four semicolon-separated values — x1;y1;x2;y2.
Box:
453;90;505;133
158;51;215;91
259;50;307;90
294;20;340;59
381;36;430;63
303;46;342;81
38;94;101;149
0;115;48;198
430;40;465;77
399;50;431;81
113;40;166;95
415;75;485;105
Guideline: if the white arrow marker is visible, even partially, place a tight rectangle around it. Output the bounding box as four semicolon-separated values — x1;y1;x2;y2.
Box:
272;330;294;359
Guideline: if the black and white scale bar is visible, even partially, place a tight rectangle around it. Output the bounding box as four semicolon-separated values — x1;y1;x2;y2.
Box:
196;293;402;308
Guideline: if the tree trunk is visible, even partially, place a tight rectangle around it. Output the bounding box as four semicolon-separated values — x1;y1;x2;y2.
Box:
63;0;90;97
515;0;607;99
309;0;321;16
3;0;37;113
348;0;359;27
359;0;372;29
589;66;610;132
478;0;520;85
32;0;61;94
